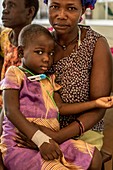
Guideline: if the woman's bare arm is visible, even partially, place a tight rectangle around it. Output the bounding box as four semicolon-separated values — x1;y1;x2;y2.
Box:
79;37;112;131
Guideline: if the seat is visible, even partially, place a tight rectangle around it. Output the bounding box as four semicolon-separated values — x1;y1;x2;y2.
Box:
101;149;112;170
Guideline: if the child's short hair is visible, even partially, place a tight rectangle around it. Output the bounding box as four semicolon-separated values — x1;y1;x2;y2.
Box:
18;24;53;46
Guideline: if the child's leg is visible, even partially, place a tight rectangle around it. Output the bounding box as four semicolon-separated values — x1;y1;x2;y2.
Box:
88;147;102;170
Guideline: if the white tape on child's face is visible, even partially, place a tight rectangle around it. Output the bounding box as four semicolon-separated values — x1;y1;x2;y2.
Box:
31;130;51;148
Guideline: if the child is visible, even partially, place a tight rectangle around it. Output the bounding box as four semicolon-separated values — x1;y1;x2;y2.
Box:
0;24;113;170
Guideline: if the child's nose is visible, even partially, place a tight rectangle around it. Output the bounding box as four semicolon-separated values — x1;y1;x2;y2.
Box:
42;55;49;62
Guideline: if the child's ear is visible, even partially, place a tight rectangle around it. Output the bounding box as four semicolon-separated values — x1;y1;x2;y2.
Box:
18;46;24;59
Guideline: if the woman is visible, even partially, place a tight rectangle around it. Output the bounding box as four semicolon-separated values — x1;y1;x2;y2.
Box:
43;0;112;150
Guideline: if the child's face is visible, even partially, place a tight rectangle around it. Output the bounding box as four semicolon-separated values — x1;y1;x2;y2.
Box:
22;34;55;75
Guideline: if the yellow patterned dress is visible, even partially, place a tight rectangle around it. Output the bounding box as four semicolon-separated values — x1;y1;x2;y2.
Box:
0;28;21;107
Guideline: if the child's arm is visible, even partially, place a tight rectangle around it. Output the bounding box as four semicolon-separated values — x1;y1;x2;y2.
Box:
54;92;113;115
3;89;62;160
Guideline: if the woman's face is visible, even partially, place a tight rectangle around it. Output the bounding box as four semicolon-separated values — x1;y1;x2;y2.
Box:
48;0;84;35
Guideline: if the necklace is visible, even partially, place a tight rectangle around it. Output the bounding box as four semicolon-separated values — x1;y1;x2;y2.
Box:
54;27;81;51
55;35;78;51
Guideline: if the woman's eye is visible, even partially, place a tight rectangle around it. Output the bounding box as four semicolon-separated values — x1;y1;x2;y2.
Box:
50;5;58;10
68;7;76;11
49;51;54;56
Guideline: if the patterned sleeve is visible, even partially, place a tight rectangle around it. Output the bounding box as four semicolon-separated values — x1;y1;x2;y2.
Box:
0;27;3;58
0;66;25;90
0;28;11;58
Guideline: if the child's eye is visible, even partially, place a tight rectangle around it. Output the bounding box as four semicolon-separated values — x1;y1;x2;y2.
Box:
34;50;43;55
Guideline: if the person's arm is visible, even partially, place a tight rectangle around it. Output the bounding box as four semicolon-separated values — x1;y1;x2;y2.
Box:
3;89;62;160
3;89;40;139
54;92;113;115
79;36;112;131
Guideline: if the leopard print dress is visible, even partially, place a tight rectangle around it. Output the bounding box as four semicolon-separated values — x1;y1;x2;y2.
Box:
51;25;104;132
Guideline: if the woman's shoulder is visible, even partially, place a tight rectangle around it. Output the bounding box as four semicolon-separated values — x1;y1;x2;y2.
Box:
79;24;104;38
79;24;105;45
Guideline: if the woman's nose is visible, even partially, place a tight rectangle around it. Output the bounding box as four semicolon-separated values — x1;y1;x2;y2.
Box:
57;9;67;19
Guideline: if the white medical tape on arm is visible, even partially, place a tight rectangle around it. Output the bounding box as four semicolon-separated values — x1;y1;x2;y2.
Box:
31;130;52;148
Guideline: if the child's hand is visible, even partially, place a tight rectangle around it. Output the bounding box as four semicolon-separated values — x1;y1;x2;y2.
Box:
95;96;113;108
39;139;62;160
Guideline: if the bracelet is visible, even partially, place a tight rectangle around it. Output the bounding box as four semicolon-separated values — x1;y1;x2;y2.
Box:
75;119;85;137
31;130;52;148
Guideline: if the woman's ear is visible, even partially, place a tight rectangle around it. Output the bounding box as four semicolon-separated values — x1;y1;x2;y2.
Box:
18;46;24;59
